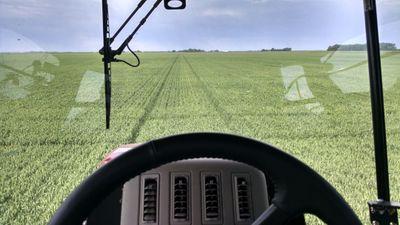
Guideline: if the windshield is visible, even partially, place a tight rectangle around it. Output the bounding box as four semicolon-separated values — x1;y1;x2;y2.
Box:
0;0;399;224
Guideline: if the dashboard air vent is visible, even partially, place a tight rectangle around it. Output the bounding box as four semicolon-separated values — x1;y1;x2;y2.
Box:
142;176;158;223
234;175;253;221
173;175;189;221
204;175;221;221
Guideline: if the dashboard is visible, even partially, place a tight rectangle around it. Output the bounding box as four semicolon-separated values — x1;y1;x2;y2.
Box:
87;159;270;225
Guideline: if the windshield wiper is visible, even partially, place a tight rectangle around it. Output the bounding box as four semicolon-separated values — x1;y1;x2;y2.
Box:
99;0;185;129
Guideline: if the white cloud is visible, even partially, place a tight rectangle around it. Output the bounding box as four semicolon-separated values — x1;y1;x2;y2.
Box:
378;0;400;6
202;9;243;17
247;0;269;3
0;0;51;18
0;28;43;52
109;0;136;14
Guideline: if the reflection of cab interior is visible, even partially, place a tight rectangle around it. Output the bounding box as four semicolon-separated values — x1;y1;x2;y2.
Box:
48;0;399;224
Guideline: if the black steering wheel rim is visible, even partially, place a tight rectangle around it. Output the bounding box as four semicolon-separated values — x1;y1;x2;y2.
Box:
48;132;362;225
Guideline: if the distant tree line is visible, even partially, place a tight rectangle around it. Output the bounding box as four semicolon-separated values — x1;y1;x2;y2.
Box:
175;48;206;52
327;43;397;51
171;49;223;53
171;48;296;53
261;48;292;52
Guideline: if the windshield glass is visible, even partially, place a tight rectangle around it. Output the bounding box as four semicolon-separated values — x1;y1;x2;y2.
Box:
0;0;399;224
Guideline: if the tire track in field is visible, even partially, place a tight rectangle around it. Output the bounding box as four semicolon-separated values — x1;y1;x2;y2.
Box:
115;57;176;110
126;55;179;143
156;56;182;112
182;55;231;127
182;55;257;132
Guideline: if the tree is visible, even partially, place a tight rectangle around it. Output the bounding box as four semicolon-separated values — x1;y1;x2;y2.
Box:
327;43;397;51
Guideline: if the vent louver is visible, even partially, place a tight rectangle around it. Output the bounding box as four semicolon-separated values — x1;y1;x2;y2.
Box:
173;176;189;221
204;175;221;221
143;177;158;223
234;175;253;221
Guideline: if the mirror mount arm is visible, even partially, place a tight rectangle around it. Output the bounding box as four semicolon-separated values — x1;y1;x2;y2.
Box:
110;0;147;44
99;0;185;129
113;0;162;57
99;0;161;60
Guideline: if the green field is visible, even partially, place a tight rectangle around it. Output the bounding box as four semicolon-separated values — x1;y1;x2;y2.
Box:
1;51;399;224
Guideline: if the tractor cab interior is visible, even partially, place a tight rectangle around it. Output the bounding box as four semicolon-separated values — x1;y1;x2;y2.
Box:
0;0;399;225
49;0;399;224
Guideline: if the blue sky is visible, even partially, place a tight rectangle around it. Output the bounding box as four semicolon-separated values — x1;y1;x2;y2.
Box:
0;0;399;52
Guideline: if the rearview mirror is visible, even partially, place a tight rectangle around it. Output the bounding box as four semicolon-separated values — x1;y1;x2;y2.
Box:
164;0;186;10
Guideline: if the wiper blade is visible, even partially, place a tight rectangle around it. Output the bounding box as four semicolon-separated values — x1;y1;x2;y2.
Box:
101;0;112;129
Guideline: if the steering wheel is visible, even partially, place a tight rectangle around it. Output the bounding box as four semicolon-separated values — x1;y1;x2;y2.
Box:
48;133;362;225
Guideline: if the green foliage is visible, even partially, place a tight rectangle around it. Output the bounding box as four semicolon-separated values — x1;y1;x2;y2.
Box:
178;48;205;52
261;47;292;52
0;52;399;224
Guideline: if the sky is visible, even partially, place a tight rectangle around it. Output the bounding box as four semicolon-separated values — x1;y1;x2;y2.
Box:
0;0;399;52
